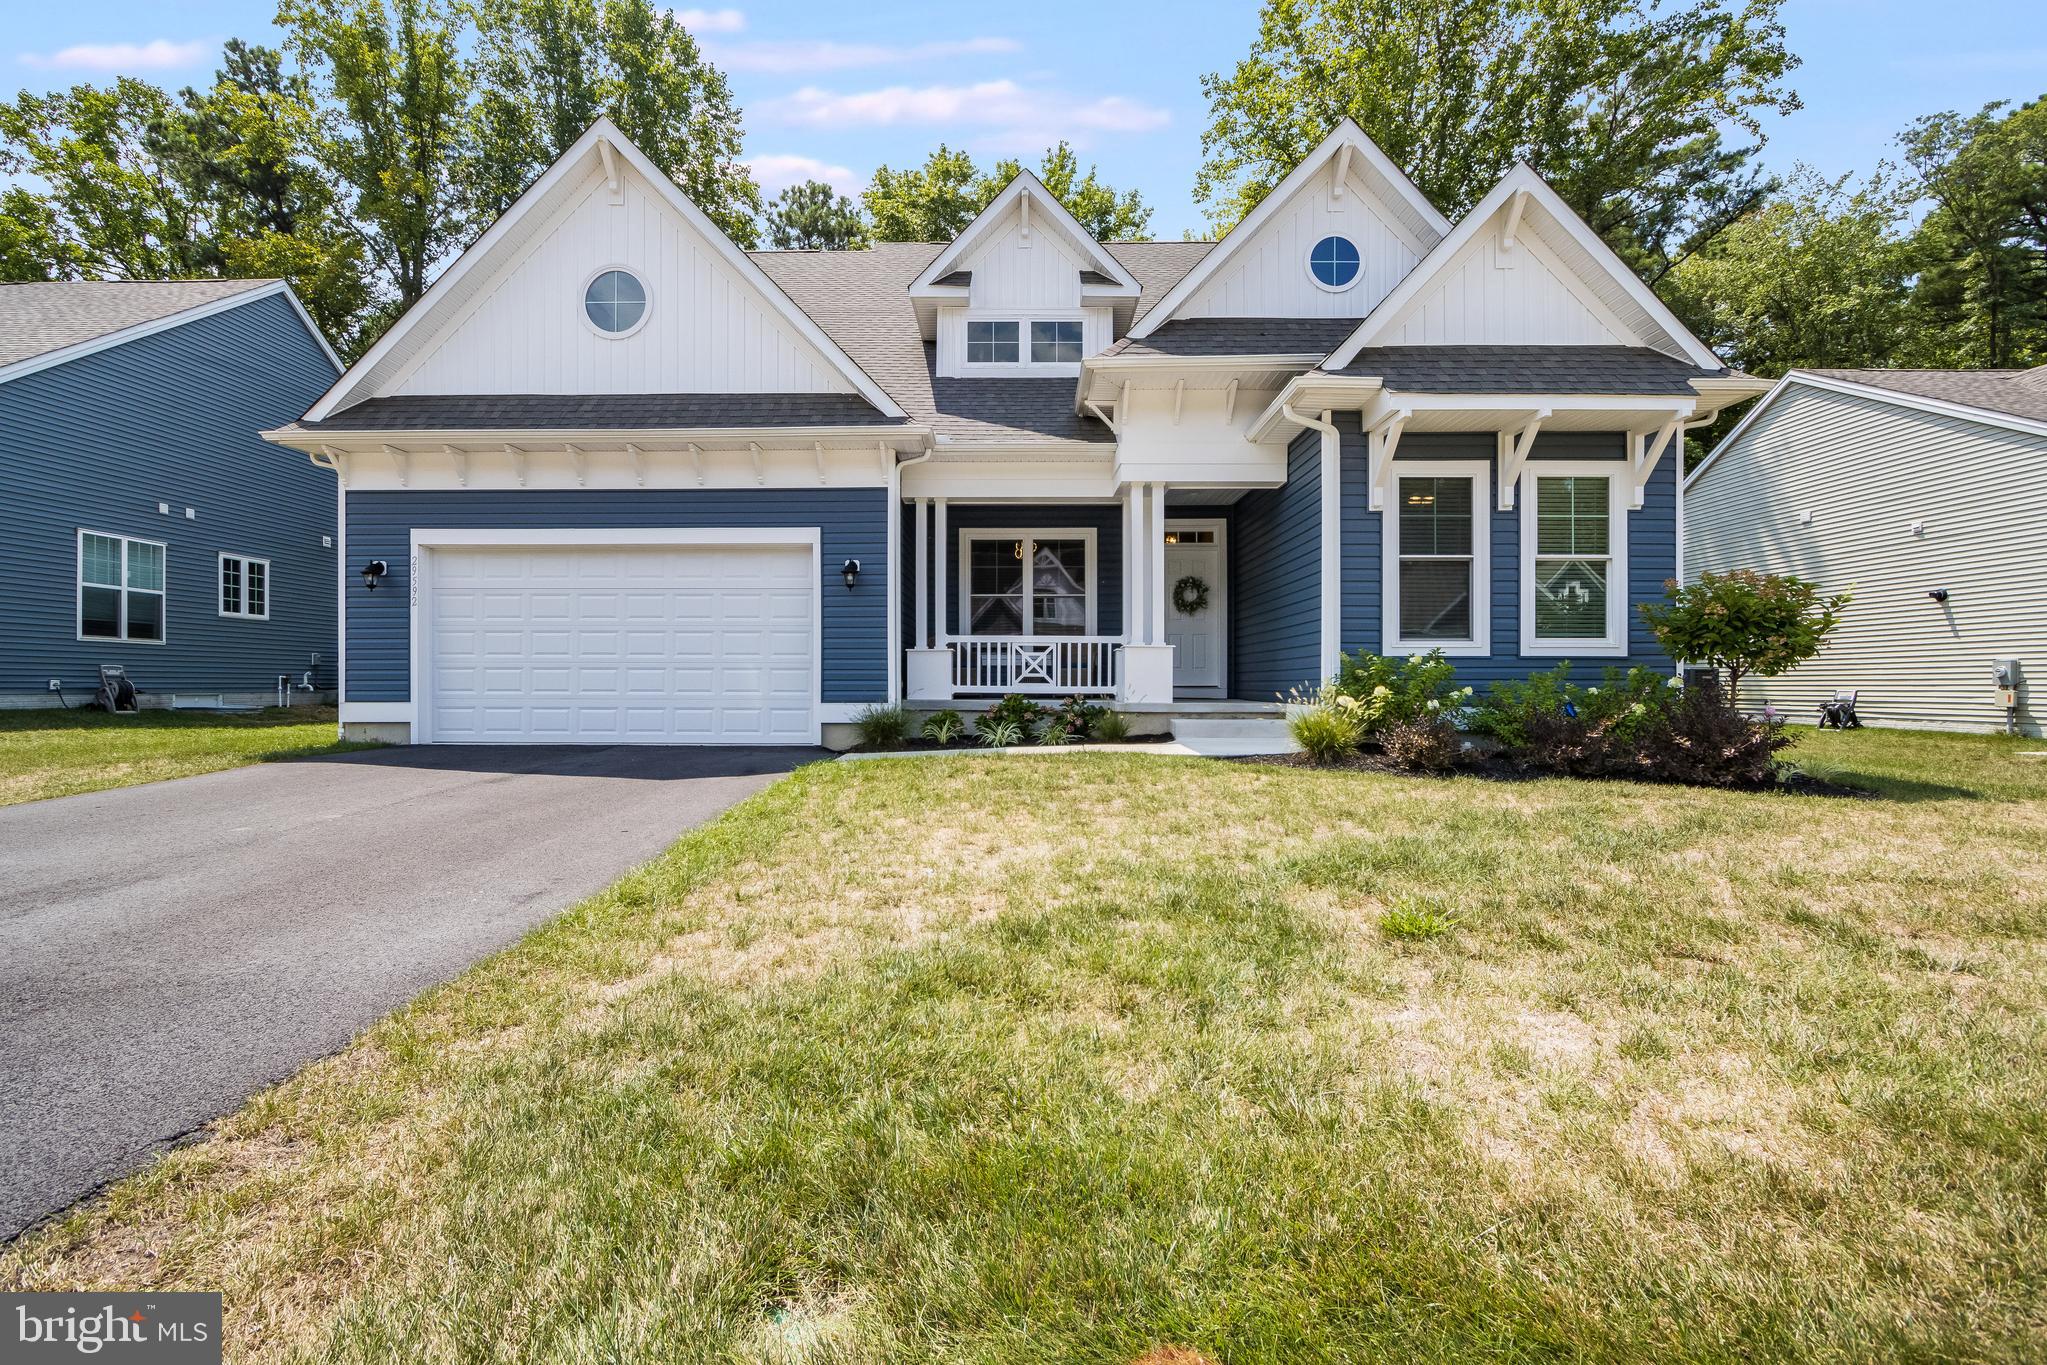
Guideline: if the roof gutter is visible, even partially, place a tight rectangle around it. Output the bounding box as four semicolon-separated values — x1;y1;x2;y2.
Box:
263;423;936;453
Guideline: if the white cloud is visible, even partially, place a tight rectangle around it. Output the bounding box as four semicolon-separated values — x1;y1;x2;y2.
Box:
760;79;1170;147
672;8;747;35
710;36;1020;75
746;153;861;197
19;38;212;72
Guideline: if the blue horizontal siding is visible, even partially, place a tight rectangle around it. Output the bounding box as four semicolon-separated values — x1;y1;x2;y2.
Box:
1231;428;1323;700
345;489;889;704
1337;429;1676;689
0;291;341;697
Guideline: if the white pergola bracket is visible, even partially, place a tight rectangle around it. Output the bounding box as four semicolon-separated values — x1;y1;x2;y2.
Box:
748;442;764;485
565;443;586;487
1172;379;1185;425
626;442;646;487
383;443;410;488
1495;408;1551;509
504;443;527;486
687;442;704;485
813;442;827;485
1223;378;1239;423
1631;413;1684;508
443;443;467;487
1366;408;1410;511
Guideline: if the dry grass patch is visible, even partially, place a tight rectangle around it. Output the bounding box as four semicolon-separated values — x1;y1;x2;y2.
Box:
0;705;367;806
7;730;2047;1361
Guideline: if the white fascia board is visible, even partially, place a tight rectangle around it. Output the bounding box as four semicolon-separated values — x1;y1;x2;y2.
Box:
1684;369;2047;491
0;281;330;388
1325;163;1725;371
1244;374;1388;442
306;117;906;422
909;170;1140;295
1085;352;1327;373
262;424;932;453
1126;119;1452;340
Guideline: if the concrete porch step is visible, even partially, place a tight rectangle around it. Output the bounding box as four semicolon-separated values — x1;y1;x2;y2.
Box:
1170;716;1299;753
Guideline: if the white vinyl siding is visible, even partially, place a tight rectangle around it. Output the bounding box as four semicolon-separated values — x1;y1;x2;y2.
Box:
77;530;166;644
1687;383;2047;735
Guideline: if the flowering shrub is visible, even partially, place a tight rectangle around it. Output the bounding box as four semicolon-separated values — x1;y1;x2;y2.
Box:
1325;650;1472;735
1047;696;1108;741
1639;570;1849;710
978;694;1047;740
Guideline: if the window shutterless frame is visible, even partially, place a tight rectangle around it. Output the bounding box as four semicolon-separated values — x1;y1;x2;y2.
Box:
1380;461;1490;656
218;552;272;620
1519;462;1629;656
76;528;168;645
955;528;1099;637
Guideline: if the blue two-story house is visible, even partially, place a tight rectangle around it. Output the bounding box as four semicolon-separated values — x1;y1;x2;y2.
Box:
265;119;1767;748
0;280;342;708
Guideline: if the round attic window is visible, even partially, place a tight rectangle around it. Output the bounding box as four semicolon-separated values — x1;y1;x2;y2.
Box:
583;268;648;335
1308;235;1361;291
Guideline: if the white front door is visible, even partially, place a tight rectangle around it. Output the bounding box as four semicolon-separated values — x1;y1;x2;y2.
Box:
423;543;815;744
1164;520;1226;694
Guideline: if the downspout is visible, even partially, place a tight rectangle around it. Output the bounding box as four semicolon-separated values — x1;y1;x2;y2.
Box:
1282;402;1343;681
889;442;935;703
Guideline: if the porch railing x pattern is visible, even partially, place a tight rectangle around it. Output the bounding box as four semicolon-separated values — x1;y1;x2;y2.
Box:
948;636;1121;695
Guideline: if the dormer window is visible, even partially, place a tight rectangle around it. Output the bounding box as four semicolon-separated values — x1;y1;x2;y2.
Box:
967;320;1019;364
1031;321;1083;363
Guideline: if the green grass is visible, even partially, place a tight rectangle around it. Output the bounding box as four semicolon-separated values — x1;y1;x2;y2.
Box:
0;705;370;807
7;727;2047;1362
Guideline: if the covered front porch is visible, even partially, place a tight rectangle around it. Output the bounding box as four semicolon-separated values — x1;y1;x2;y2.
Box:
900;484;1237;705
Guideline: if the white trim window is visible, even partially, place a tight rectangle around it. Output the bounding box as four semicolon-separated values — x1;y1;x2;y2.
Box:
1029;320;1083;363
1520;463;1629;655
219;553;271;620
1382;461;1490;656
957;529;1098;637
78;530;167;643
966;320;1020;364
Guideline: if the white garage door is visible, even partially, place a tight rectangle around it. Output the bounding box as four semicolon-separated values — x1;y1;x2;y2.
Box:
425;543;815;744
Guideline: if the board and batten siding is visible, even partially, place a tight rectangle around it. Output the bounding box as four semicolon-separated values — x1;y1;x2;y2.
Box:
0;290;340;699
1341;430;1676;688
1231;428;1325;699
345;490;890;705
1687;383;2045;734
386;162;853;398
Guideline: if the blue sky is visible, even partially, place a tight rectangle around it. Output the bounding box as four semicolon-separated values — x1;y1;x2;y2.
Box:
9;1;2043;239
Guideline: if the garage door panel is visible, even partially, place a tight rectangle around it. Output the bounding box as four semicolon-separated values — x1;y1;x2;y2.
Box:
426;543;815;744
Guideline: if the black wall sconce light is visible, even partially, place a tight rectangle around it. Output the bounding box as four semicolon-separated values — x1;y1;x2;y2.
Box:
841;558;861;590
362;559;389;591
1927;587;1950;603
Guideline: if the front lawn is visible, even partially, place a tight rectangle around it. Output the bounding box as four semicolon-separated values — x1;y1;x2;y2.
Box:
7;728;2045;1361
0;705;368;807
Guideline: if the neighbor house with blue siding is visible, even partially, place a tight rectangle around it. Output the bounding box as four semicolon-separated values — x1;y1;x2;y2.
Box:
266;118;1764;748
1;280;342;708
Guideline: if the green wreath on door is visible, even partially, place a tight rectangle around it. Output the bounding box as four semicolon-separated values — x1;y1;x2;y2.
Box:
1172;575;1211;616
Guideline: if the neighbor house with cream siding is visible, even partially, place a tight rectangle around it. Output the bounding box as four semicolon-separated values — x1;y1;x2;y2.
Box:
1686;368;2047;735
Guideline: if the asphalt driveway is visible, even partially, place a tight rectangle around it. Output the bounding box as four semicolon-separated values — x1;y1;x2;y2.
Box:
0;743;821;1241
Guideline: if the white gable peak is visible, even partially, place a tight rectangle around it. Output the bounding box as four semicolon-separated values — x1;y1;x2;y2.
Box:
307;118;903;421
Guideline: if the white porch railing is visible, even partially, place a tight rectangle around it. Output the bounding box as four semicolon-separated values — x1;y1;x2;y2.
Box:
947;636;1121;694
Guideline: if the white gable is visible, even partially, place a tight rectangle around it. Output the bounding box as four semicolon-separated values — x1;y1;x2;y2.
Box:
1177;159;1431;321
306;119;902;420
961;206;1088;312
389;161;851;397
1376;221;1631;347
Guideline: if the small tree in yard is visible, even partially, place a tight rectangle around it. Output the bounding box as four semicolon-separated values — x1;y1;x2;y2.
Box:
1639;570;1850;710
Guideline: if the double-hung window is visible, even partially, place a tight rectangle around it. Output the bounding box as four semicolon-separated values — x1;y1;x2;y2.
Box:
219;553;270;620
966;320;1019;364
1521;465;1627;654
78;531;166;642
959;530;1096;637
1382;463;1489;655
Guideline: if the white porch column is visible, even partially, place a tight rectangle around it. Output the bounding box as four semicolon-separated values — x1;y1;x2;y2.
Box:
1318;412;1342;680
1126;482;1148;643
1121;480;1175;703
907;496;950;700
913;497;929;648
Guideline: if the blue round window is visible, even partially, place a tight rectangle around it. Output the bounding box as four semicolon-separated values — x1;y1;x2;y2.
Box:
584;269;647;333
1308;235;1361;290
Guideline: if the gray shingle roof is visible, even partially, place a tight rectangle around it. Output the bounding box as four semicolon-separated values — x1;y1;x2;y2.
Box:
291;393;899;433
1803;367;2047;426
1103;318;1362;358
752;240;1213;443
0;278;275;370
1332;345;1725;394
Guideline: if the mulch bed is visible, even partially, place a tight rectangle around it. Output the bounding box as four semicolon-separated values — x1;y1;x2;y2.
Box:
850;732;1177;755
1236;748;1876;798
